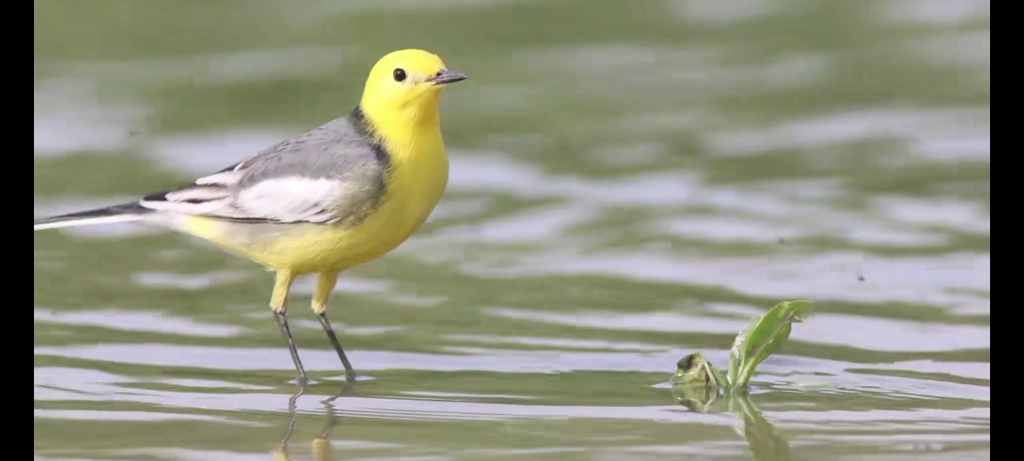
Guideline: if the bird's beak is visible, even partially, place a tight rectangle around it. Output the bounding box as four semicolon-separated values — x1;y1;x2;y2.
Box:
427;68;468;85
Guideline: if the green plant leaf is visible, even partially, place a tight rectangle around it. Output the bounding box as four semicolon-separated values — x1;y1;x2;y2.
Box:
727;300;813;388
727;317;762;386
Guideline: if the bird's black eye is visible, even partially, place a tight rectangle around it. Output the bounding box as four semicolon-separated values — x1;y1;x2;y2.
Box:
393;68;407;82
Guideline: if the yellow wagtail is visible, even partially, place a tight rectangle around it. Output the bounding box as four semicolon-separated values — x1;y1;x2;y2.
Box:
33;49;468;384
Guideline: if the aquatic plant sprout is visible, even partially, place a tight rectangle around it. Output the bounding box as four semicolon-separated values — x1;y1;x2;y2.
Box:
672;300;814;392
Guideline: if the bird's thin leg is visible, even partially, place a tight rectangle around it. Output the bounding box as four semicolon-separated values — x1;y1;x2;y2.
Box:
313;272;357;381
271;269;308;384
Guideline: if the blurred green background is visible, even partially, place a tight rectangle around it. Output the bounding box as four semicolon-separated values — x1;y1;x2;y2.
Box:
34;0;989;460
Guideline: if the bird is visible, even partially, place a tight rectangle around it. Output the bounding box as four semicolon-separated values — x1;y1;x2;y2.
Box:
33;49;468;384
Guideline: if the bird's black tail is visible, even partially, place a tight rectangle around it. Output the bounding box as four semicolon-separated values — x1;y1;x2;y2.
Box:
33;202;153;231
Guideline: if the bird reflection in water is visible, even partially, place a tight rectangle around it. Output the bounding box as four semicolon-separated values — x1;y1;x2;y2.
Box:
273;382;355;461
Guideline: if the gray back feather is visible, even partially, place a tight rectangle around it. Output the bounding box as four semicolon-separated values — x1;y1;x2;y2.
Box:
140;108;390;226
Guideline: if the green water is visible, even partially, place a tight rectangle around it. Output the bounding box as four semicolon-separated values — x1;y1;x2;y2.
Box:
34;0;989;460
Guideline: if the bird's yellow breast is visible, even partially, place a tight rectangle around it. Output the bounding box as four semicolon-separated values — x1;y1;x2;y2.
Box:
183;131;449;274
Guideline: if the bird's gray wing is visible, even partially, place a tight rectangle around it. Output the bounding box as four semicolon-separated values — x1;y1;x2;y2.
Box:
139;113;389;225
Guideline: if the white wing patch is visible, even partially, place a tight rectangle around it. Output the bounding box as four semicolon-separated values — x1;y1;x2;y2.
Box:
233;177;343;223
164;186;230;202
194;170;244;186
139;175;345;223
135;116;380;225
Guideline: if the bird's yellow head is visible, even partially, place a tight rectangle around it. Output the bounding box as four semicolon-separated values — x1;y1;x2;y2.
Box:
359;49;467;127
